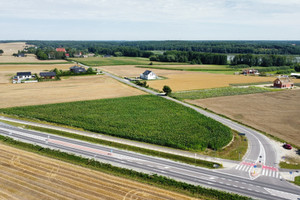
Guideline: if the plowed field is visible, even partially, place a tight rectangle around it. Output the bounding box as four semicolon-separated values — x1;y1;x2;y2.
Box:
0;143;196;200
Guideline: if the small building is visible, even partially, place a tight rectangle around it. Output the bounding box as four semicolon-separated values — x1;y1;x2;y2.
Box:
40;72;56;79
16;72;32;79
70;66;86;73
290;73;300;79
103;55;112;58
74;52;82;58
140;70;157;80
56;48;66;52
65;53;70;58
14;53;26;57
273;76;294;88
242;69;259;75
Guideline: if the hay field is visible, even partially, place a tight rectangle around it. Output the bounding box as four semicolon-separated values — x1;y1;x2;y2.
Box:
186;90;300;146
98;65;289;91
0;75;145;108
0;143;195;200
0;63;74;83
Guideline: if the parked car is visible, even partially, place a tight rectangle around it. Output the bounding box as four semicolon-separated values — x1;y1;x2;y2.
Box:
283;143;292;150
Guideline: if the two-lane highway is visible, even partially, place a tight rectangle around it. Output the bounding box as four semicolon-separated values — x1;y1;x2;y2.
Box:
1;122;299;200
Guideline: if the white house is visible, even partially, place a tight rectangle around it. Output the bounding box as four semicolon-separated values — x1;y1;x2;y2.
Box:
140;70;157;80
13;72;36;84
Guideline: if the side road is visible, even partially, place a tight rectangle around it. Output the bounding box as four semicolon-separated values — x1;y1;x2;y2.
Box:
0;116;238;168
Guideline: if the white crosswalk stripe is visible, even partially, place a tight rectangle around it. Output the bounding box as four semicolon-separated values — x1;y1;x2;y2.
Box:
262;169;265;176
245;166;250;172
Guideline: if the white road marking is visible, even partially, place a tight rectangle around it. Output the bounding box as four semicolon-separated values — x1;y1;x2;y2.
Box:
235;165;240;170
245;166;250;172
273;171;275;177
240;165;246;171
262;169;265;176
276;172;279;179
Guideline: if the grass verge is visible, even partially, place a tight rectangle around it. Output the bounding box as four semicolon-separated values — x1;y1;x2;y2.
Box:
171;87;278;100
294;176;300;186
0;119;221;169
279;156;300;169
0;135;249;200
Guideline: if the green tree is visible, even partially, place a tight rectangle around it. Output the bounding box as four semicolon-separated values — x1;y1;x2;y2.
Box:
87;67;94;74
163;85;172;96
0;49;3;55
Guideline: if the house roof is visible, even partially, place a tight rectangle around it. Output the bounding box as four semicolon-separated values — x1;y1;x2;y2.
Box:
70;66;82;69
56;48;66;52
142;70;153;75
275;76;293;84
17;72;31;76
40;72;56;77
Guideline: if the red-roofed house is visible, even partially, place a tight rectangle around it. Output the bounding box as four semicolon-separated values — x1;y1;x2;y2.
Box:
56;48;66;52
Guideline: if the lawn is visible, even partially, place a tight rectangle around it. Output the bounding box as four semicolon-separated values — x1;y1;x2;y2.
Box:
70;56;186;66
171;86;278;100
0;95;232;151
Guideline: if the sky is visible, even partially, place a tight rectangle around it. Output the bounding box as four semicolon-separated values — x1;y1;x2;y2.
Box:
0;0;299;40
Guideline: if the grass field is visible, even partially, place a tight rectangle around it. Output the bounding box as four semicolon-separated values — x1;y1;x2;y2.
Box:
0;95;233;151
0;75;145;108
294;176;300;186
171;87;278;100
0;143;197;200
70;56;186;66
186;89;300;146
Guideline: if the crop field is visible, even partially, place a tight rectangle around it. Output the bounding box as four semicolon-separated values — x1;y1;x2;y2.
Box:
96;65;295;91
0;95;232;151
0;63;74;83
0;75;145;108
0;143;196;200
0;42;32;56
70;56;186;66
171;87;278;100
186;89;300;146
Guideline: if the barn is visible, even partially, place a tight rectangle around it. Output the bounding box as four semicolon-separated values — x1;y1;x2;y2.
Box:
40;72;56;79
273;76;294;88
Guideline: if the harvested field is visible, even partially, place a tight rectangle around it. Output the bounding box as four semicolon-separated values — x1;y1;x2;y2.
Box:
98;65;286;91
0;63;74;83
0;143;196;200
0;75;145;108
0;42;31;56
186;90;300;146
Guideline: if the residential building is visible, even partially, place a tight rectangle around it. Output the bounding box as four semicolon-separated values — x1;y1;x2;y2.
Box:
40;72;56;79
273;76;294;88
70;66;86;73
140;70;157;80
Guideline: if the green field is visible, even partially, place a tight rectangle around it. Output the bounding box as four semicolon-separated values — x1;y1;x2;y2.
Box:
0;95;232;151
69;57;186;66
171;86;277;100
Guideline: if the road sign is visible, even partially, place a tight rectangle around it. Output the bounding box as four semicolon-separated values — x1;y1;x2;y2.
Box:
290;171;293;175
254;165;257;168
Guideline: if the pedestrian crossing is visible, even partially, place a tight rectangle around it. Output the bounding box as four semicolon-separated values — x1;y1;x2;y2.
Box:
235;162;282;179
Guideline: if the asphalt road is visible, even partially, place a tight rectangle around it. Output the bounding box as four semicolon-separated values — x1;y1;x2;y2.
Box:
0;123;299;200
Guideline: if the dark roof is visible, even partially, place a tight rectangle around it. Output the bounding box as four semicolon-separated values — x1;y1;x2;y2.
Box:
143;70;152;75
40;72;56;77
70;66;85;70
17;72;31;76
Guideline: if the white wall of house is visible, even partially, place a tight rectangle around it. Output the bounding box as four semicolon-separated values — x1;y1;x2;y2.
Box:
140;72;157;80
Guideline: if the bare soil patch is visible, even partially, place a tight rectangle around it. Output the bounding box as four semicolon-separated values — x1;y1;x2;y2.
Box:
0;143;196;200
0;42;31;56
187;90;300;146
97;65;298;91
0;75;145;108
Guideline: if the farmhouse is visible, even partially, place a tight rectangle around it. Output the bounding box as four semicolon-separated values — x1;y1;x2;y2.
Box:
56;48;66;52
273;76;294;88
40;72;56;79
13;72;37;84
70;66;86;73
242;69;259;75
74;52;82;58
140;70;157;80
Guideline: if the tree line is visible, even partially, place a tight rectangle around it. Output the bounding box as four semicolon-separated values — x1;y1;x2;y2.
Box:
230;54;295;67
150;50;227;65
24;40;300;55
